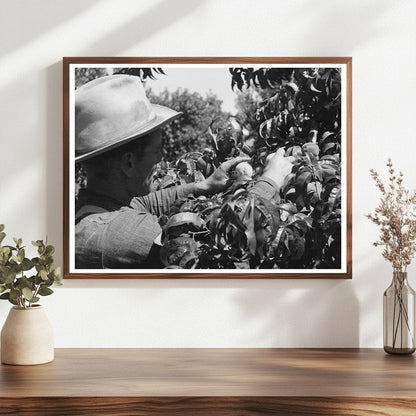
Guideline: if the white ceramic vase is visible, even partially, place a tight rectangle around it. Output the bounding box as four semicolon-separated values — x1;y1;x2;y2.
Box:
1;305;54;365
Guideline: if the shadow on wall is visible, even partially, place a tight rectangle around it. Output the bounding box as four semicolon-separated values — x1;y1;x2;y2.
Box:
52;0;396;281
0;0;397;345
297;0;394;53
41;0;397;349
82;0;205;56
0;302;10;329
233;279;359;347
0;0;102;56
45;0;204;263
46;62;64;262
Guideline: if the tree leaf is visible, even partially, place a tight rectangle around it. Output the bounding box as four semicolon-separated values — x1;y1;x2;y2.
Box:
277;202;298;216
12;237;23;248
164;213;205;233
221;204;246;232
17;248;25;263
39;269;48;281
21;258;34;271
17;276;35;290
0;246;10;265
320;131;335;143
295;171;312;208
9;288;21;301
302;143;320;159
45;245;55;256
243;198;257;256
38;287;54;296
8;297;18;306
51;267;63;286
22;287;34;301
322;142;337;154
286;81;299;93
160;236;198;267
0;269;16;285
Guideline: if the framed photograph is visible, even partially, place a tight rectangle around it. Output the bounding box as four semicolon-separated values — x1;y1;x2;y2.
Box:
63;57;352;279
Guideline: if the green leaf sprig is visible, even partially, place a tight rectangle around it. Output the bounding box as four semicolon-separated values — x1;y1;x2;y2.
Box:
0;224;62;308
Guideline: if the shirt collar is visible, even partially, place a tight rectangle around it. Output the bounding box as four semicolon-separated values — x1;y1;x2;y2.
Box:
76;189;125;213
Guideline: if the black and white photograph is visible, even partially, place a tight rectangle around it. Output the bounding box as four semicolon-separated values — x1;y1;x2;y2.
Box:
64;58;352;278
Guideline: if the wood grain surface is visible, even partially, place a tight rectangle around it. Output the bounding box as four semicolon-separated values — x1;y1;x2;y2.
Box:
1;397;416;416
1;349;415;415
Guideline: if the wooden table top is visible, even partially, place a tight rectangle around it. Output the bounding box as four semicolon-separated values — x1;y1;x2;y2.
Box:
1;348;415;398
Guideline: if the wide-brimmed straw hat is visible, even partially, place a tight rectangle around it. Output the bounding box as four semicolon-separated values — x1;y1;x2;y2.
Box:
75;74;181;162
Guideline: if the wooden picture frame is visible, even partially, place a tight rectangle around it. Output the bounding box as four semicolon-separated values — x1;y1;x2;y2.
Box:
63;57;352;279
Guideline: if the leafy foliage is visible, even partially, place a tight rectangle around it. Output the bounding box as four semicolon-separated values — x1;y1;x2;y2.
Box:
75;68;109;89
74;67;165;89
234;88;271;145
150;67;343;269
0;225;62;308
113;67;166;79
146;88;229;162
230;67;342;269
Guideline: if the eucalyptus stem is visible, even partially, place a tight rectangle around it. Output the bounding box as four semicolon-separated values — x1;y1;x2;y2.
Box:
392;285;397;346
0;225;62;309
32;284;41;302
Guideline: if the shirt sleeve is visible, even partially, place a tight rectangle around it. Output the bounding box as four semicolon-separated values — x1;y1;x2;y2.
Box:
75;208;163;269
129;183;196;217
250;176;279;200
102;208;163;268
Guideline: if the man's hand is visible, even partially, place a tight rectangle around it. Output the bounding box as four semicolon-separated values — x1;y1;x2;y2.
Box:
262;148;295;191
195;157;250;196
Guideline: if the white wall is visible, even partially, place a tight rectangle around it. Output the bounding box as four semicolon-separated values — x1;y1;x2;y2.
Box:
0;0;415;347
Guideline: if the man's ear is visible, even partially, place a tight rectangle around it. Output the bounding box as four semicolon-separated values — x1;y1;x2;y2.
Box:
120;152;135;177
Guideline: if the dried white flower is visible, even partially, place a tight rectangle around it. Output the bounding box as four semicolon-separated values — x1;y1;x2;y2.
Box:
367;159;416;272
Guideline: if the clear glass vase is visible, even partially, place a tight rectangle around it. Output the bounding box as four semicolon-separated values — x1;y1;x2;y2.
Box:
383;271;415;355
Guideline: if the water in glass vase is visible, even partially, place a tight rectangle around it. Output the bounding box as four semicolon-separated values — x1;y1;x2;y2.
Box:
383;271;415;355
